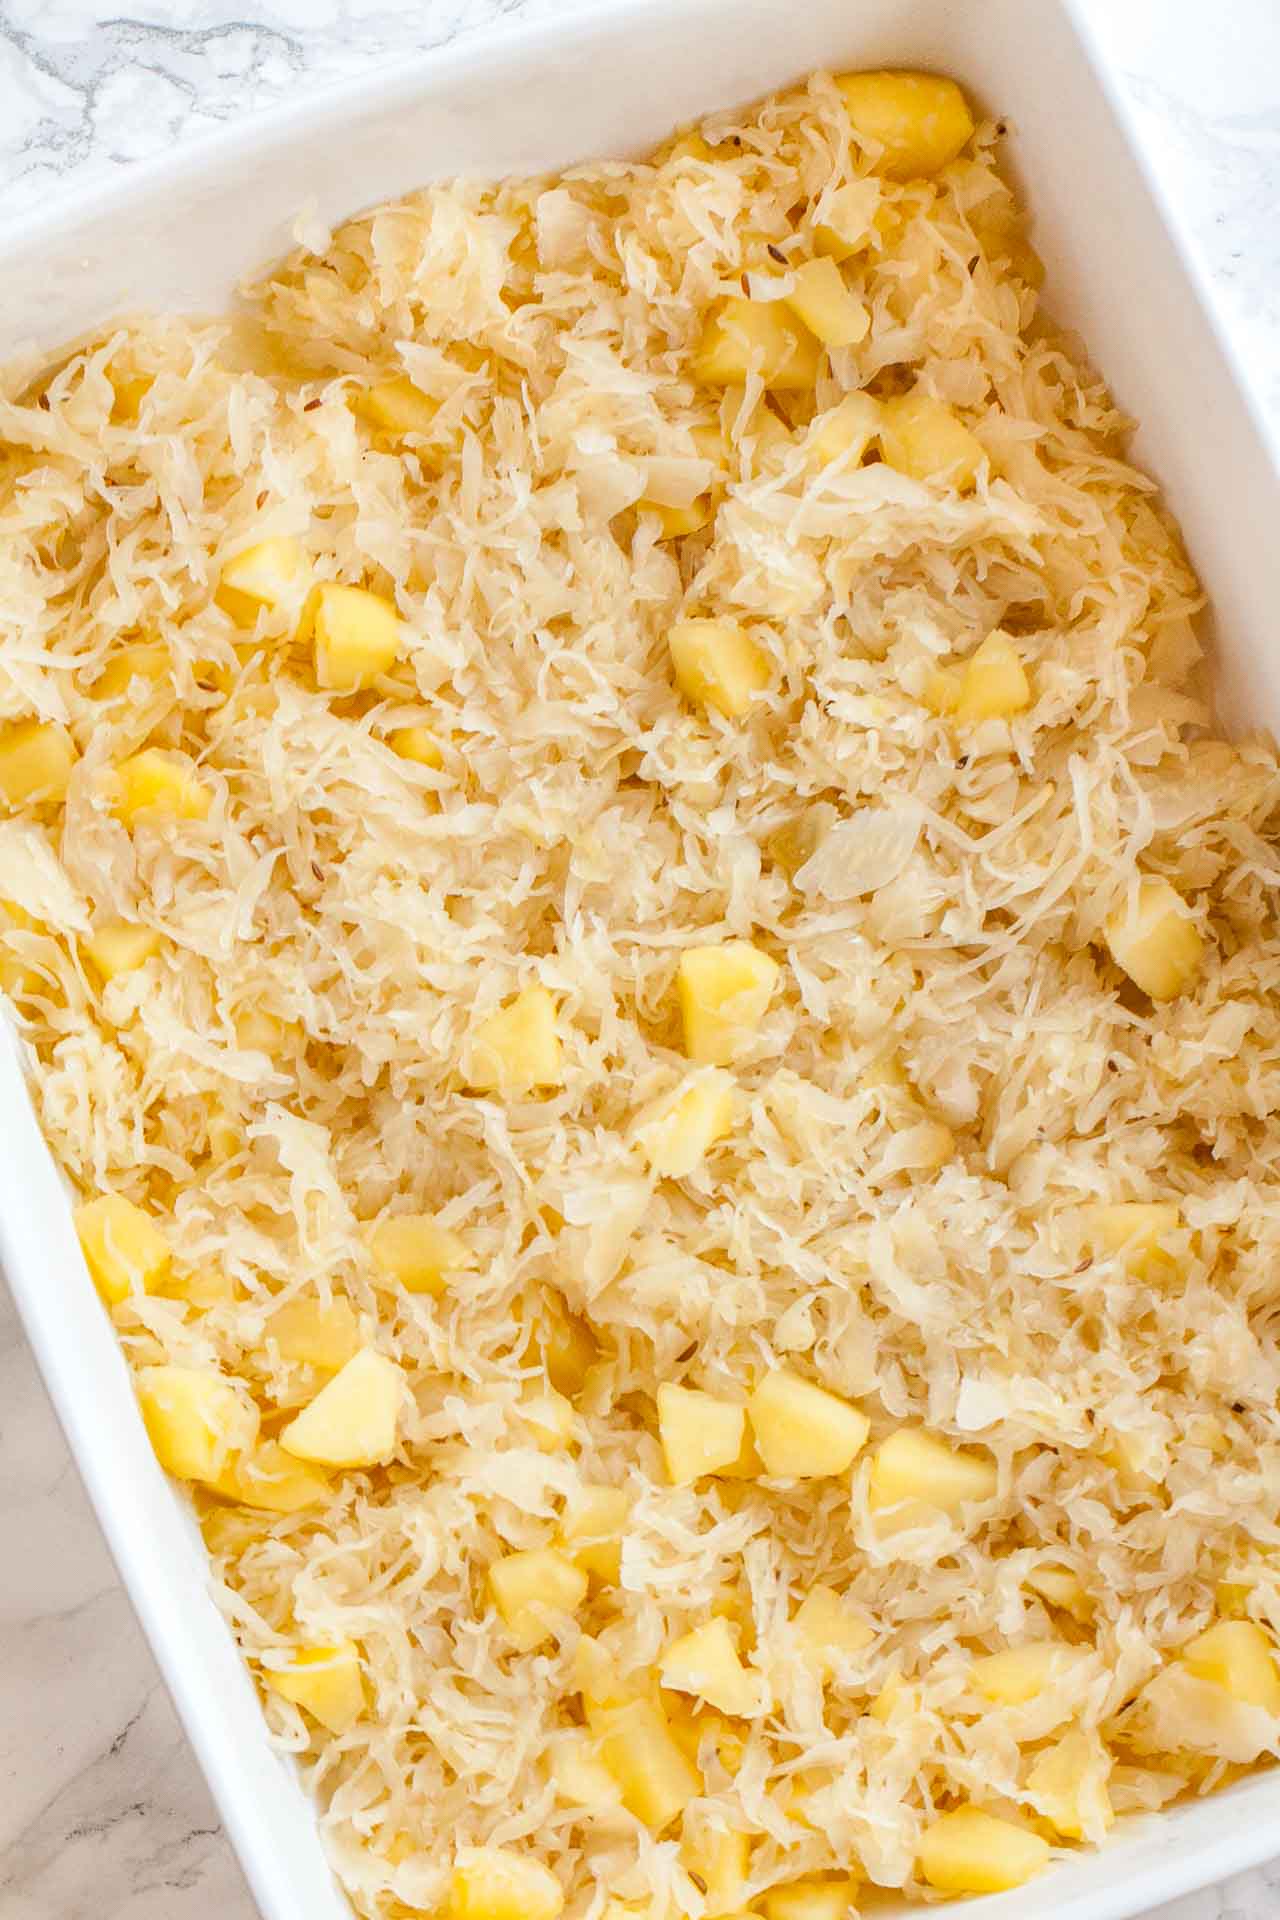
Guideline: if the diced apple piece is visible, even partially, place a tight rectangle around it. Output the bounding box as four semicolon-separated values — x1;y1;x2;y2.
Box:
806;392;881;468
792;1584;875;1678
367;1211;474;1296
835;72;974;179
352;377;440;438
813;179;882;261
233;1006;298;1057
1024;1564;1093;1624
467;986;563;1094
748;1368;870;1477
0;720;77;809
520;1388;577;1452
84;924;161;981
209;1440;331;1514
660;1616;765;1717
92;641;170;700
111;749;211;824
760;1880;859;1920
451;1849;564;1920
279;1348;405;1468
388;726;444;769
657;1383;745;1485
681;1818;750;1915
783;258;869;347
561;1483;630;1582
488;1547;588;1652
917;1806;1049;1895
633;1068;736;1177
678;940;780;1065
971;1641;1074;1706
954;633;1030;720
135;1365;258;1482
668;618;770;719
1104;877;1202;1001
314;582;402;692
868;1427;997;1514
1026;1728;1114;1841
1181;1620;1280;1714
217;536;310;629
879;391;983;488
74;1192;172;1304
650;497;714;539
267;1295;362;1370
596;1697;702;1831
694;298;822;391
546;1730;624;1810
540;1294;599;1395
263;1641;365;1734
1086;1201;1182;1282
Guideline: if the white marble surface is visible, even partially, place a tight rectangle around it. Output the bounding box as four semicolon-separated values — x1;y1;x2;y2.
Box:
2;3;1280;1916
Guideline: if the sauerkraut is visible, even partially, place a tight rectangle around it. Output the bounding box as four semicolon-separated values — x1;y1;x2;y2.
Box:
4;64;1280;1917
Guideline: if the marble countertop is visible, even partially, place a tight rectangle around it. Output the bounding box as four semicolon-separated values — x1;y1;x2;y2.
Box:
2;3;1280;1917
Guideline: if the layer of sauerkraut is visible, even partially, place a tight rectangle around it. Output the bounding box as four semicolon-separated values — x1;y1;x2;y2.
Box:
4;63;1280;1919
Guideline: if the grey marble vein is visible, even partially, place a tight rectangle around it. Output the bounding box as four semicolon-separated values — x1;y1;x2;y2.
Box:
2;3;1280;1916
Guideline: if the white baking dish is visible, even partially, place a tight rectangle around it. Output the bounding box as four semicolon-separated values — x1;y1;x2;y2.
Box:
2;2;1278;1915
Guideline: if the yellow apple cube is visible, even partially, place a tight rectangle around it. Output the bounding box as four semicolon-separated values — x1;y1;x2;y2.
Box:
541;1297;599;1395
84;924;162;981
792;1584;875;1678
388;726;444;769
660;1616;765;1718
561;1484;630;1582
835;72;974;179
748;1368;870;1477
694;297;822;390
806;392;881;468
1105;877;1203;1000
814;179;882;260
279;1348;405;1467
218;535;310;628
657;1383;745;1484
971;1641;1073;1706
1086;1201;1182;1281
268;1295;362;1370
760;1880;859;1920
954;633;1031;720
92;641;171;700
209;1440;331;1514
352;376;440;438
314;583;402;691
135;1365;259;1482
1026;1728;1114;1840
868;1427;997;1514
546;1731;624;1810
678;940;780;1064
74;1192;172;1304
917;1807;1049;1895
634;1068;735;1177
112;749;211;825
451;1849;564;1920
1024;1564;1093;1624
879;391;983;488
520;1388;577;1452
0;720;77;809
467;986;563;1094
784;258;869;347
367;1211;474;1296
488;1547;588;1651
681;1819;750;1915
1181;1620;1280;1714
668;618;770;719
263;1642;365;1734
596;1698;702;1831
